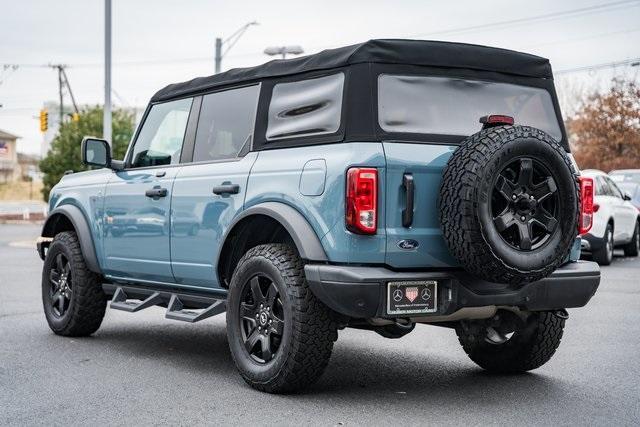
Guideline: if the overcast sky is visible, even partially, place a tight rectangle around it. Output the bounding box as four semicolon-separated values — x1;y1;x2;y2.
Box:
1;0;639;154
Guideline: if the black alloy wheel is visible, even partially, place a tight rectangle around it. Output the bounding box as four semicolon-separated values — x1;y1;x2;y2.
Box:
239;275;285;364
48;253;73;317
226;244;337;393
491;157;559;251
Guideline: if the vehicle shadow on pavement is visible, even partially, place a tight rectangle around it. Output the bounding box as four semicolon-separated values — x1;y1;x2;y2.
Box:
85;319;567;404
313;347;564;401
90;319;236;374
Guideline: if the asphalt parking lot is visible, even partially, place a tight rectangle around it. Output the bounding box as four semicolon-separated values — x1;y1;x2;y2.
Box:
1;223;639;426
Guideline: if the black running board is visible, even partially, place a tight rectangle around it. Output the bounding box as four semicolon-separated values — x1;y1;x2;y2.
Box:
103;283;226;323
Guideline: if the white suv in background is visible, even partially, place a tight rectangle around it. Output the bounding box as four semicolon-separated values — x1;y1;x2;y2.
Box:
580;170;640;265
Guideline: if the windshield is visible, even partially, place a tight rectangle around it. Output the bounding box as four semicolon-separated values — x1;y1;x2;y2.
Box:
378;75;562;140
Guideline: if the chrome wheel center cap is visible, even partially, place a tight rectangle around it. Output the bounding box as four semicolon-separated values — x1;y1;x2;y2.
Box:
259;312;268;326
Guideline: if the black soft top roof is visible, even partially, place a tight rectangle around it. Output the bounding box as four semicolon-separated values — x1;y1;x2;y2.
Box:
151;39;552;102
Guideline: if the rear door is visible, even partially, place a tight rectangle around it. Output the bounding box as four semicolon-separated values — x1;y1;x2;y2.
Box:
170;84;260;288
102;97;193;283
377;74;563;269
383;142;458;268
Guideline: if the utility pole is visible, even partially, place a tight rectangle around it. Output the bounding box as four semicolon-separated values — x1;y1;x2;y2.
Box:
214;21;258;74
104;0;112;145
50;64;79;125
214;38;222;74
58;66;64;125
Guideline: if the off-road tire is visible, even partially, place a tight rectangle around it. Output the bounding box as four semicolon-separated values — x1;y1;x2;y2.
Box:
226;244;338;393
42;231;107;336
439;125;579;284
593;224;614;265
622;221;639;257
456;311;565;373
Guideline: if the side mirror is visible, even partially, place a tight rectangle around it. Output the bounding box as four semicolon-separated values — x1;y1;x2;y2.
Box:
623;191;632;201
81;137;111;168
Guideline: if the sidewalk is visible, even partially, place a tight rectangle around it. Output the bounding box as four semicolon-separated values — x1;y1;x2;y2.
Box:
0;200;47;223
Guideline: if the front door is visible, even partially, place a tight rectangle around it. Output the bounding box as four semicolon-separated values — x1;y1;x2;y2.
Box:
102;97;193;283
170;84;260;288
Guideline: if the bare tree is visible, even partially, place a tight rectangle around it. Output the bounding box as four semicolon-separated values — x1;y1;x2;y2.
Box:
567;79;640;171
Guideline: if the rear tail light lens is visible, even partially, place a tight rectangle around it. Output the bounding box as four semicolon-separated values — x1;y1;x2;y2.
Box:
578;177;594;235
346;167;378;234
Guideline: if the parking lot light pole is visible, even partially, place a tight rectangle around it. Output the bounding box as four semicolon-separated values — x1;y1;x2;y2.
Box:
214;21;259;74
264;45;304;60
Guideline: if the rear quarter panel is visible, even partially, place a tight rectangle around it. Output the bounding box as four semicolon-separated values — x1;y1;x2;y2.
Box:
245;143;387;264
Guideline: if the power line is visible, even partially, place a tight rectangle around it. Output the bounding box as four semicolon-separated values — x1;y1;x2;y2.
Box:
522;27;640;49
555;57;640;74
410;0;640;38
6;1;635;71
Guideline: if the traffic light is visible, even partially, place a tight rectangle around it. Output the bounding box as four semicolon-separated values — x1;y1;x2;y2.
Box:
71;113;80;122
39;109;48;132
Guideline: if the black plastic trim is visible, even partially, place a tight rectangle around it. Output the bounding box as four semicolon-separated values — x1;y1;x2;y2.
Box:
305;261;600;318
41;205;101;273
220;202;328;262
581;233;606;252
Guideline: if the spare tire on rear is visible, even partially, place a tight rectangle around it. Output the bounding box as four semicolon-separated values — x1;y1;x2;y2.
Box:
439;125;579;285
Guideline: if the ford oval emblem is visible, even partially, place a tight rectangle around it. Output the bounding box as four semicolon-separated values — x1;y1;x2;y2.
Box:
397;239;419;250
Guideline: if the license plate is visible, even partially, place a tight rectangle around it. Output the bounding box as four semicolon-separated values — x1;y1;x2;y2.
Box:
387;281;437;315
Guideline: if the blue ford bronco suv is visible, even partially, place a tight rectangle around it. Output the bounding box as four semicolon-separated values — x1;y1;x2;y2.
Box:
38;39;600;393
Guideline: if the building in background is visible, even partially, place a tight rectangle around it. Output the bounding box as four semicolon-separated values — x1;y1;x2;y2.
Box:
0;129;20;183
17;152;42;181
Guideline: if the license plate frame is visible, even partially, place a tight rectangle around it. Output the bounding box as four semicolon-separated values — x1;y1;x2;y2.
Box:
387;281;438;315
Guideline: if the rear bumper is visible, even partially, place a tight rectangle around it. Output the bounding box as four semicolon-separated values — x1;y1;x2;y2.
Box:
305;261;600;319
581;233;606;253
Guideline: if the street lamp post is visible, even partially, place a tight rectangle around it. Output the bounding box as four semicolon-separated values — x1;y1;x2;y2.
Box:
104;0;112;145
264;45;304;60
214;21;259;74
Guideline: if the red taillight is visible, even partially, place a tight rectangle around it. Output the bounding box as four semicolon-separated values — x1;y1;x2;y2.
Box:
346;167;378;234
593;203;600;213
579;177;594;235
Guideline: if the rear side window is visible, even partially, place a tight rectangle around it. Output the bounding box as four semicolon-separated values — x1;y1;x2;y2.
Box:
595;176;614;196
130;97;193;168
266;73;345;141
378;75;562;140
192;85;260;162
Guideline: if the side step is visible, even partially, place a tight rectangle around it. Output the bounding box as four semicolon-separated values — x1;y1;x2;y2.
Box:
165;295;226;323
104;283;227;323
110;288;163;312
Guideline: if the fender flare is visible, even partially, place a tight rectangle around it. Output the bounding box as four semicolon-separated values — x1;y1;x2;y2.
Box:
41;205;102;273
223;202;328;262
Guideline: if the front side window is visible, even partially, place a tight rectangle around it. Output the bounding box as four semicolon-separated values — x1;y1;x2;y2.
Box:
378;75;562;140
130;97;193;168
266;73;345;141
192;85;259;162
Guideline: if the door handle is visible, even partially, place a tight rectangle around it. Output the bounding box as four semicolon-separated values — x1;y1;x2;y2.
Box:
145;186;168;199
402;173;414;228
212;183;240;195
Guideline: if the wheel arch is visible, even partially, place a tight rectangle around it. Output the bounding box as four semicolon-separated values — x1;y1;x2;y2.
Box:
217;202;328;287
41;205;102;274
